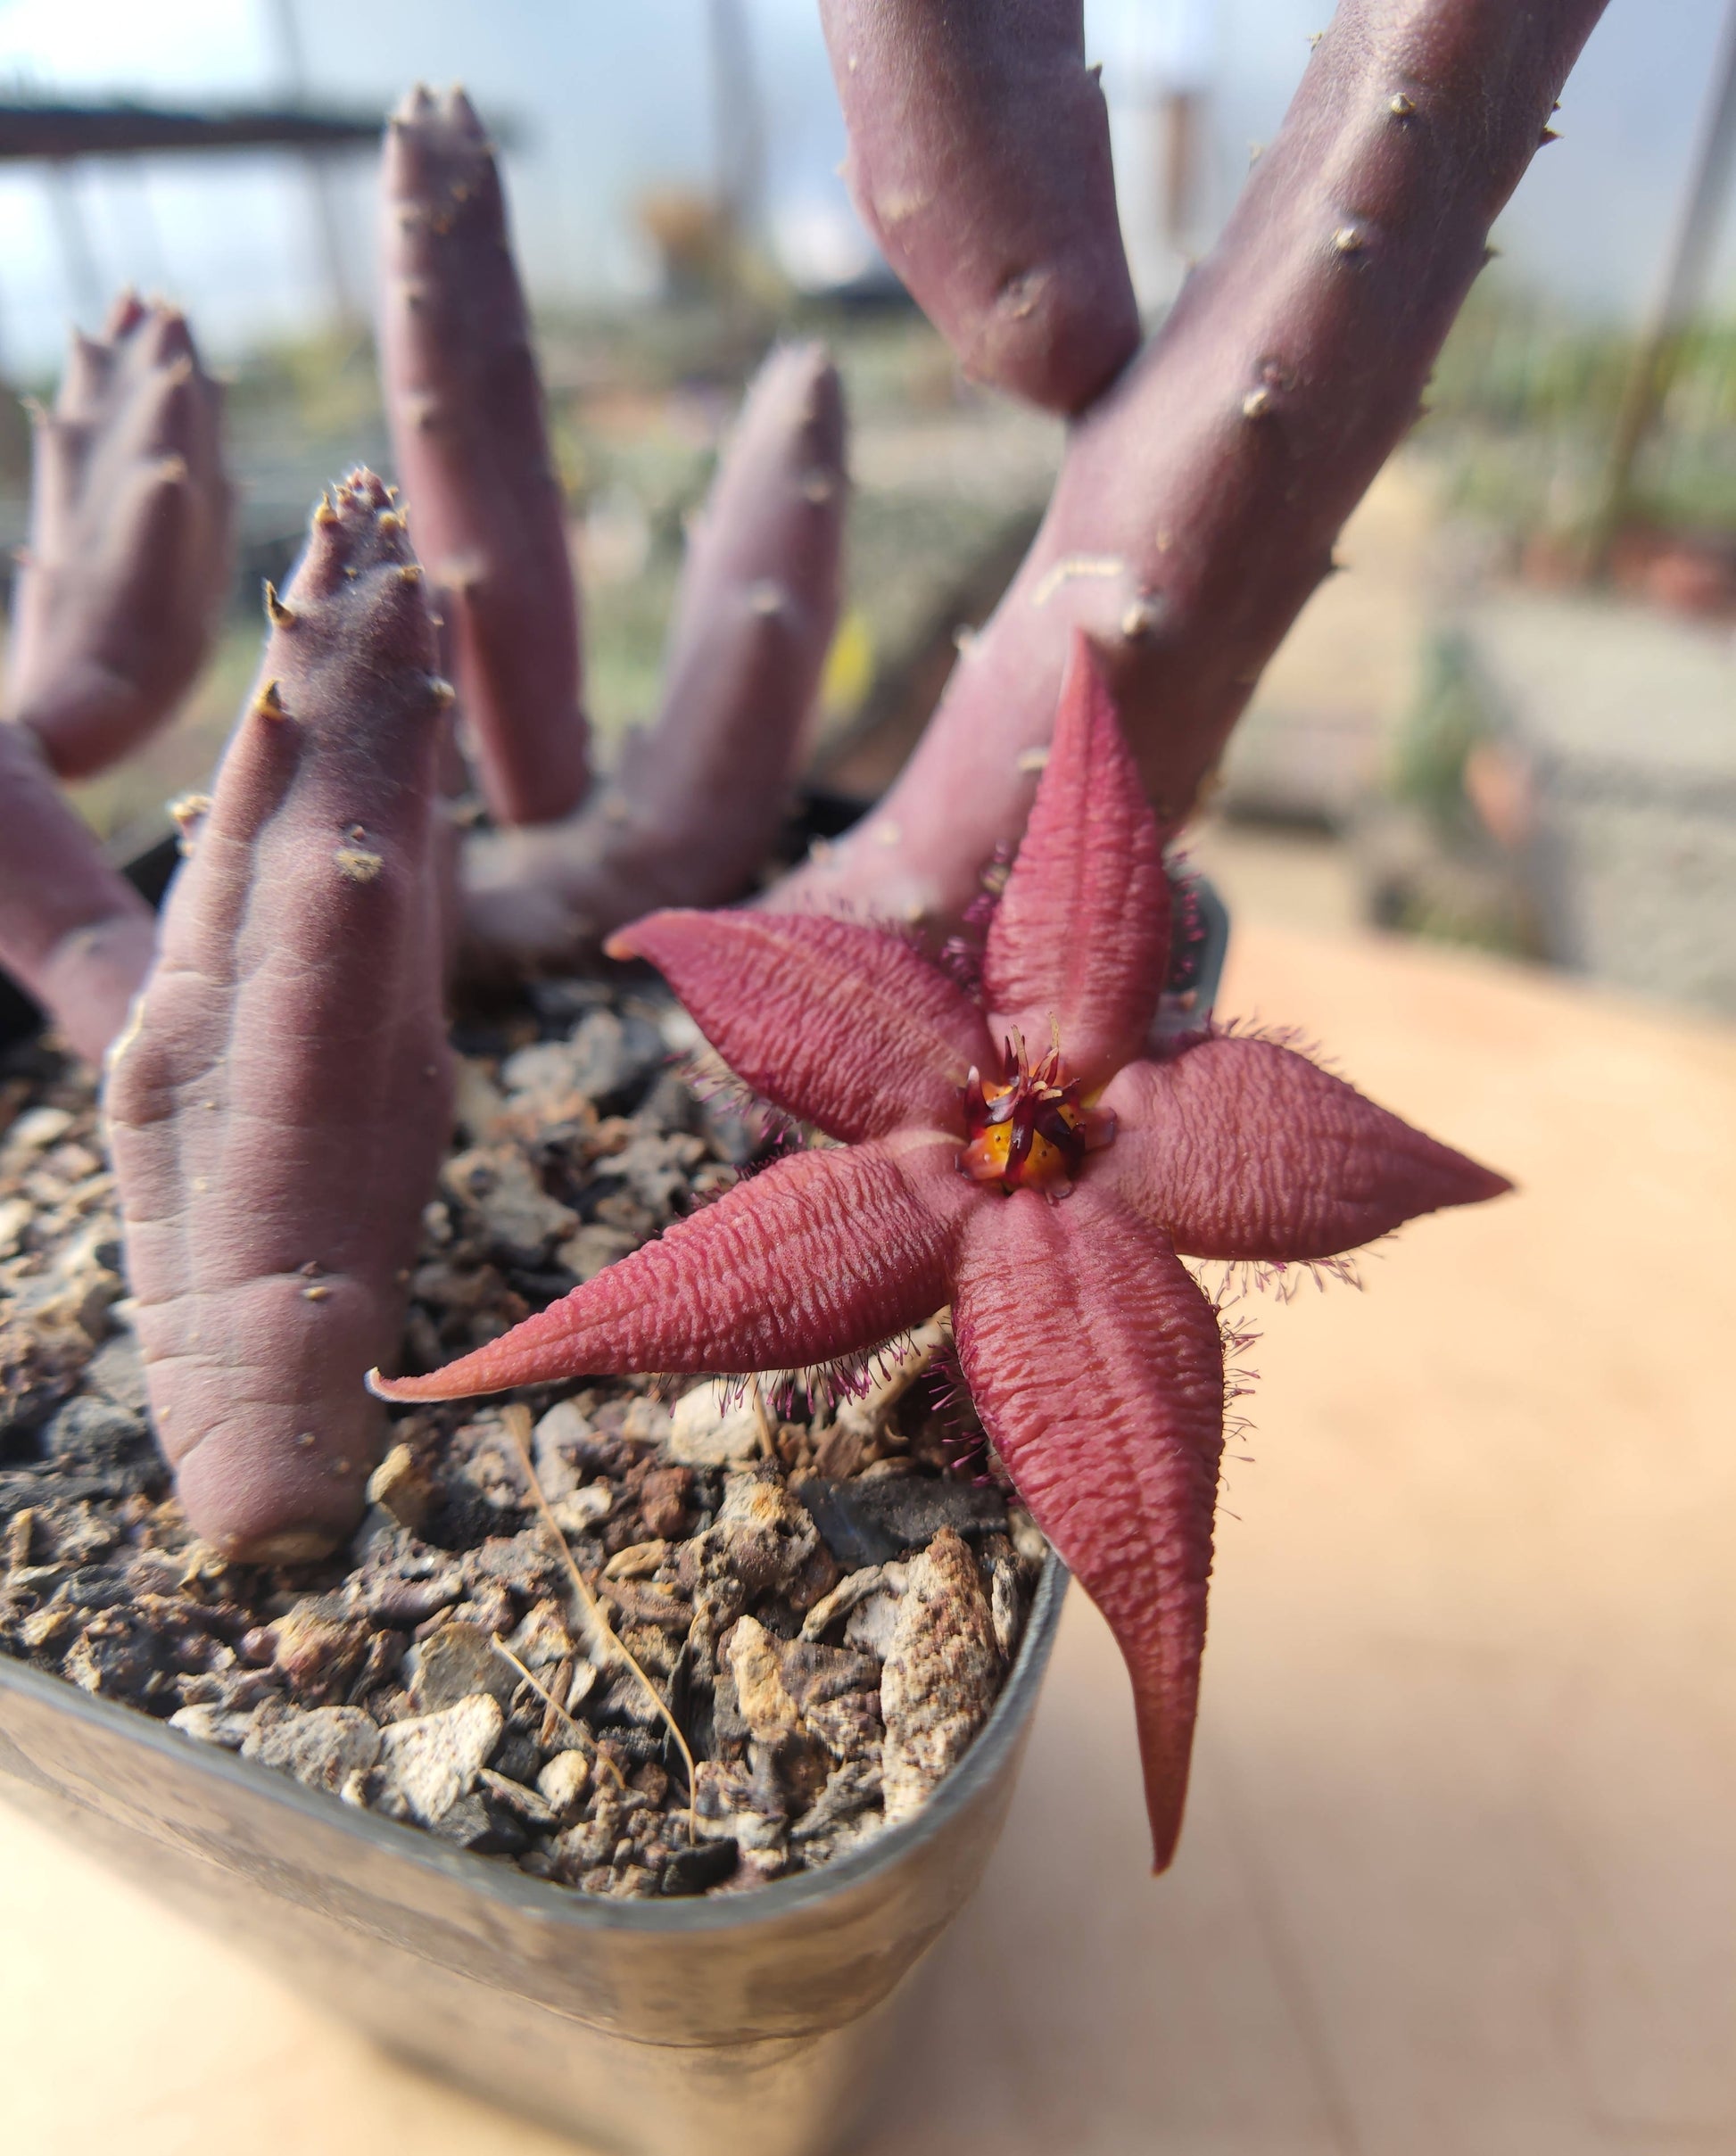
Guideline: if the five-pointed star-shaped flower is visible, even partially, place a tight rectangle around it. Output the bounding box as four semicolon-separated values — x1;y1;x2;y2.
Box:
374;639;1509;1870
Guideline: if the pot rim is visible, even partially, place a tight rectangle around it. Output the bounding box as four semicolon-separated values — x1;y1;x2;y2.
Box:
0;1549;1068;1935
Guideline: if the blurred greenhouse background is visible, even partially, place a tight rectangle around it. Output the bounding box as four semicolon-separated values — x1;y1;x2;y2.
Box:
0;0;1732;1012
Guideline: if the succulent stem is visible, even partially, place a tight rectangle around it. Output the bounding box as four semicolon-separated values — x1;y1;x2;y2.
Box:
105;471;452;1561
7;290;231;782
818;0;1139;412
380;85;587;829
780;0;1609;933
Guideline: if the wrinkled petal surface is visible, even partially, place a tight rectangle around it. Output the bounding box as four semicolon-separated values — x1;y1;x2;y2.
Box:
374;1132;973;1400
1099;1037;1513;1261
953;1183;1225;1871
613;909;991;1143
982;635;1169;1090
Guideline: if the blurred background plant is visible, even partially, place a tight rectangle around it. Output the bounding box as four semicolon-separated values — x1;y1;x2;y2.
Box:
1423;285;1736;590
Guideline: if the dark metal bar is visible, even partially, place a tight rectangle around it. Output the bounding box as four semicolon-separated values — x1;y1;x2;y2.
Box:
0;104;382;162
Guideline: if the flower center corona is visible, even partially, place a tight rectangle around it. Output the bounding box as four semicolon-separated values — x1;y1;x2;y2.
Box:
959;1032;1112;1194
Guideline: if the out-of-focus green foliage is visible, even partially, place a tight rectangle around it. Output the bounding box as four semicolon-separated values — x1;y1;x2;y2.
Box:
1421;279;1736;541
1367;646;1527;962
1389;632;1491;833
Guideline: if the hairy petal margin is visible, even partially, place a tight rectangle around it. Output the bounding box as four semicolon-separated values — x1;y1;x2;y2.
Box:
1098;1037;1512;1261
953;1183;1225;1870
611;910;991;1142
372;1132;973;1400
982;635;1169;1090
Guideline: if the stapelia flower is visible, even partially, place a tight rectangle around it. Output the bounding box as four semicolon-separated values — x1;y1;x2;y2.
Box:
373;638;1509;1870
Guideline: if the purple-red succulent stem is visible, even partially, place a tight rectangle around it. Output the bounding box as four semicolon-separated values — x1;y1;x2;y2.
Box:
461;341;846;970
380;84;587;830
106;472;453;1562
0;718;154;1062
7;290;232;781
818;0;1140;413
779;0;1610;935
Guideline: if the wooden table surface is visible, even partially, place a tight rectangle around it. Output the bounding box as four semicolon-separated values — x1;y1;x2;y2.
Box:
4;921;1732;2156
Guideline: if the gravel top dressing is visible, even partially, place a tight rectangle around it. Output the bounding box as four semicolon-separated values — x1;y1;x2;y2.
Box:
0;980;1040;1900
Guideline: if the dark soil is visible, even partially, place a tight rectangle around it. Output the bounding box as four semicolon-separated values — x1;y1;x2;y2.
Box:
0;981;1041;1899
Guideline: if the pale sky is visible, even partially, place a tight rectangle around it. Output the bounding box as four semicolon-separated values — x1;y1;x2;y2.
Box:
0;0;1729;372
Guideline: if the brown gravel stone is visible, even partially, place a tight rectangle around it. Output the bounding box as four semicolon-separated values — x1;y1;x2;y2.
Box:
407;1619;519;1711
369;1693;504;1827
366;1442;436;1533
880;1529;1003;1826
241;1704;382;1797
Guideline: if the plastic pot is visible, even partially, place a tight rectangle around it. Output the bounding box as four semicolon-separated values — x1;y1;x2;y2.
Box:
0;1555;1066;2156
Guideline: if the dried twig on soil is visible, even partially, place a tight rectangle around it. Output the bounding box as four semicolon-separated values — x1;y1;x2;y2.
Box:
496;1401;699;1825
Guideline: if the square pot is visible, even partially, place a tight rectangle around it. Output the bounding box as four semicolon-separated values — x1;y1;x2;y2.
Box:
0;1554;1066;2156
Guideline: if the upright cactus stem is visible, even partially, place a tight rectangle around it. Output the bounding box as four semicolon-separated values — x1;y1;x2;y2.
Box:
462;341;847;969
819;0;1138;413
105;472;454;1562
383;85;847;971
0;721;154;1061
1;288;227;1059
782;0;1609;932
7;291;232;781
380;84;587;830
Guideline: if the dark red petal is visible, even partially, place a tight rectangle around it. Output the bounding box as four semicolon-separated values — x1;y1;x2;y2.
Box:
609;909;993;1143
982;634;1169;1092
1098;1037;1513;1261
952;1184;1224;1871
371;1134;972;1400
